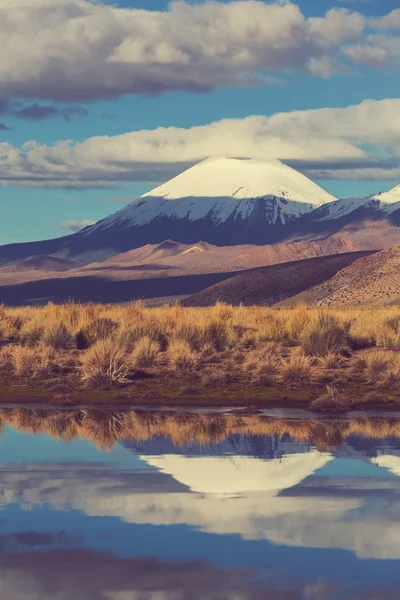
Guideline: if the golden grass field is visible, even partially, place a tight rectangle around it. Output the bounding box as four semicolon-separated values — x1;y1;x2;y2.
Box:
2;301;400;410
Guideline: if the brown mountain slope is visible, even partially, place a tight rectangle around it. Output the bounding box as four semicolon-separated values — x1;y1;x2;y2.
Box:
182;251;374;307
84;236;361;273
229;235;360;269
280;244;400;307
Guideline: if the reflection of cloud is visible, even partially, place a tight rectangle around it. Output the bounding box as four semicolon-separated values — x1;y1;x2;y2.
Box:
1;456;400;559
0;547;317;600
1;530;83;550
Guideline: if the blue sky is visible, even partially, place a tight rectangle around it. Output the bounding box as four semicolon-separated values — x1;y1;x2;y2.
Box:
2;0;400;242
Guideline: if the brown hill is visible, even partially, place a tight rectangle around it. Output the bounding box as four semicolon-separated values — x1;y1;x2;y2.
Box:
182;251;374;307
0;238;367;307
0;256;78;273
280;243;400;307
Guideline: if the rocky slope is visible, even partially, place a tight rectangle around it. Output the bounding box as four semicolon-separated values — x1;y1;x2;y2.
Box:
281;244;400;306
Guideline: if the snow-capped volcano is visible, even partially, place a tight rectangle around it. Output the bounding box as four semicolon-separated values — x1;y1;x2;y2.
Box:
0;157;358;267
92;157;336;234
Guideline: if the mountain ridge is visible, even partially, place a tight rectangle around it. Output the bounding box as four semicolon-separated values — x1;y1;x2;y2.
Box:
0;158;399;269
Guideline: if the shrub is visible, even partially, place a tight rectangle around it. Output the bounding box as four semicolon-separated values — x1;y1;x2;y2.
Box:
173;322;204;350
280;352;314;386
376;325;400;349
81;339;128;386
203;320;231;351
76;318;118;349
131;336;161;369
0;347;13;371
364;351;393;385
12;346;55;379
22;321;45;347
360;391;391;407
243;345;280;386
310;386;350;413
0;315;19;345
167;338;199;373
211;302;234;322
317;352;347;370
43;323;75;350
301;313;349;357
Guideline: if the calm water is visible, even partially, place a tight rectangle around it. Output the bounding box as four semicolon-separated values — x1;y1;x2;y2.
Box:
1;409;400;599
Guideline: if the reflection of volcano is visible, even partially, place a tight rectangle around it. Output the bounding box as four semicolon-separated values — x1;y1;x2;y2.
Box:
1;447;400;560
141;452;332;497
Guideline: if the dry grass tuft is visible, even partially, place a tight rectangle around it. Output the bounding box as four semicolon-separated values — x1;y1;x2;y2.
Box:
75;318;118;350
360;391;392;407
12;346;55;379
131;336;161;370
280;351;314;386
243;344;280;386
310;386;350;413
364;351;394;385
0;347;13;371
167;338;199;374
43;323;75;350
301;313;349;357
81;339;128;387
317;352;348;370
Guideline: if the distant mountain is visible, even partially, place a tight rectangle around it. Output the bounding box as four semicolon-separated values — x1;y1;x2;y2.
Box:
0;157;336;267
1;157;399;272
289;184;400;249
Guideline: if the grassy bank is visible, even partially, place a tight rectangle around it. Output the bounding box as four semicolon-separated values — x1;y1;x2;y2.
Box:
2;301;400;411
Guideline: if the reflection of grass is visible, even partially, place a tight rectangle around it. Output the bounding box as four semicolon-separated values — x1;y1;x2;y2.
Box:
2;408;400;451
2;302;400;408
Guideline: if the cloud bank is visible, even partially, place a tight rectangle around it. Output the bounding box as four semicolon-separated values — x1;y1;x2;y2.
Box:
1;98;400;188
0;0;399;102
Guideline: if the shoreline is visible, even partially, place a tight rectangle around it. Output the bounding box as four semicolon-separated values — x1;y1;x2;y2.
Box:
2;380;400;413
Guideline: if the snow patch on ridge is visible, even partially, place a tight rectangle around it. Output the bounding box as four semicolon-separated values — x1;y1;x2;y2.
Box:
313;184;400;222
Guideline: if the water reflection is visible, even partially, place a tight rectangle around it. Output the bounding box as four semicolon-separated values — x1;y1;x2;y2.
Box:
0;408;400;599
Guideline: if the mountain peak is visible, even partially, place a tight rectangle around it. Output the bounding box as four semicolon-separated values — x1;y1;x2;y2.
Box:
372;184;400;203
141;156;336;206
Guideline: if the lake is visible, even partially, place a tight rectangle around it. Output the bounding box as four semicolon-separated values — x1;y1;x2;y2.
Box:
0;407;400;599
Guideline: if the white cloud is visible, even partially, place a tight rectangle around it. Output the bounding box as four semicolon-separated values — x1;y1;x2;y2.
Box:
307;56;348;78
371;9;400;30
343;35;400;66
60;219;95;232
0;0;396;102
0;98;400;187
